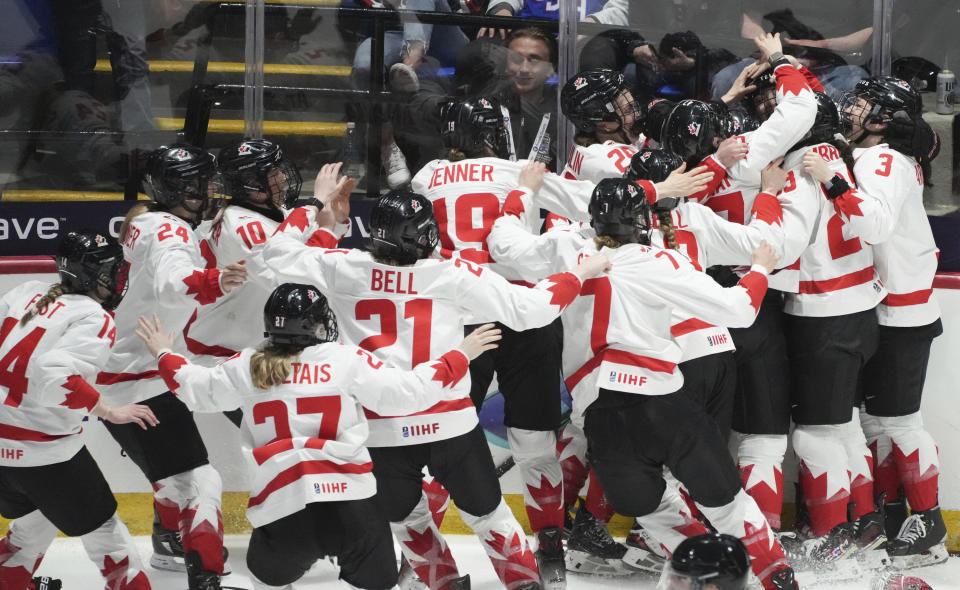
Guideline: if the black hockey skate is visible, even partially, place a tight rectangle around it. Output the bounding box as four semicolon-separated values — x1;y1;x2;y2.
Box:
784;522;858;567
449;574;471;590
767;565;799;590
882;498;908;541
186;550;221;590
397;554;428;590
152;511;231;574
622;521;667;573
534;527;566;590
564;502;631;576
885;507;949;569
853;511;888;551
29;577;62;590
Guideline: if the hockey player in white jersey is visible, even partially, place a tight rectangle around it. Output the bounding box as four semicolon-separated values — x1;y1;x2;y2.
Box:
660;33;819;533
488;169;799;590
184;138;304;370
261;163;610;590
803;76;947;568
770;93;887;566
135;283;503;590
97;144;249;590
0;231;157;590
410;97;708;586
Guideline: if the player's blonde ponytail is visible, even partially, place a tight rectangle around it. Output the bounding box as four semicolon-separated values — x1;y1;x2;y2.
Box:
250;343;302;389
119;202;152;244
20;284;71;326
594;235;624;249
656;210;678;250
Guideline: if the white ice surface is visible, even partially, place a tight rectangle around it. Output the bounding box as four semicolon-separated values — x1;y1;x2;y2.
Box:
31;534;960;589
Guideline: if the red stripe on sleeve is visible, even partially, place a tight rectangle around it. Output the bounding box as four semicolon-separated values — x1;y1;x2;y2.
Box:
60;375;100;411
737;271;769;313
158;354;189;393
750;192;783;226
882;289;933;307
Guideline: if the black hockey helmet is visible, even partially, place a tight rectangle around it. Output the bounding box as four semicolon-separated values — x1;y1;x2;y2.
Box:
56;230;128;311
660;533;750;590
808;91;841;144
840;76;922;138
369;190;440;265
588;178;652;244
263;283;338;348
219;138;302;209
744;67;778;121
641;98;676;144
439;96;510;159
892;57;940;93
143;144;219;222
662;100;726;167
726;106;761;136
561;69;641;139
624;148;683;184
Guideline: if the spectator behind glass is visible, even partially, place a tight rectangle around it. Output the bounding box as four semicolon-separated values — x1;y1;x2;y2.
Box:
502;27;559;167
479;0;627;38
712;0;872;101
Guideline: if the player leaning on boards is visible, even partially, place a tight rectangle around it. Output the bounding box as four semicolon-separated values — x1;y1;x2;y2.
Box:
0;231;157;590
136;284;503;590
98;144;249;590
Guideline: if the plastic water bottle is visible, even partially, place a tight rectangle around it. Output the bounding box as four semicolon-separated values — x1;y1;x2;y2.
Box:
342;122;366;179
936;69;955;115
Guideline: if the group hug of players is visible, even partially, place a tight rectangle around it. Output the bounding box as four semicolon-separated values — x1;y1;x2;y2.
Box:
0;32;947;590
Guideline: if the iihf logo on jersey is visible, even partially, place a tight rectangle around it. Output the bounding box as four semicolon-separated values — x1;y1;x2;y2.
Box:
688;122;701;137
573;77;587;90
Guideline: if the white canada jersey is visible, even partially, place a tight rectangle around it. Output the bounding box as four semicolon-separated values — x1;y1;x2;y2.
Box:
486;194;769;419
561;141;637;183
0;282;116;466
411;157;596;280
155;342;470;527
98;211;228;405
833;145;940;327
782;143;886;317
699;63;818;291
185;206;286;364
262;208;583;446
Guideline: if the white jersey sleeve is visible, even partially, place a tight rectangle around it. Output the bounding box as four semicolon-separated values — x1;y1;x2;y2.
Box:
260;207;343;291
559;142;637;183
677;193;785;268
727;64;817;181
836;146;913;244
488;188;590;282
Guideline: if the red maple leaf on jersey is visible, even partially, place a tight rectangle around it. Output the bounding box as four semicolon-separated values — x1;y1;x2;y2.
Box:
775;66;809;97
429;351;468;389
182;269;223;305
543;274;579;312
402;526;460;590
100;554;141;590
60;375;100;411
750;192;783;227
671;508;709;538
276;208;311;234
158;354;188;394
737;272;767;314
501;190;527;218
524;475;564;531
833;189;864;218
483;530;539;589
421;478;450;529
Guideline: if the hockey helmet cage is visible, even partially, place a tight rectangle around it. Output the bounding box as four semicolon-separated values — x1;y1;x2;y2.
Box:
219;138;302;209
143;144;219;220
370;190;440;265
840;75;922;137
659;533;750;590
662;100;726;167
744;67;778;121
57;230;128;311
561;69;641;138
440;97;510;159
263;283;338;348
588;178;653;244
624;148;683;184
